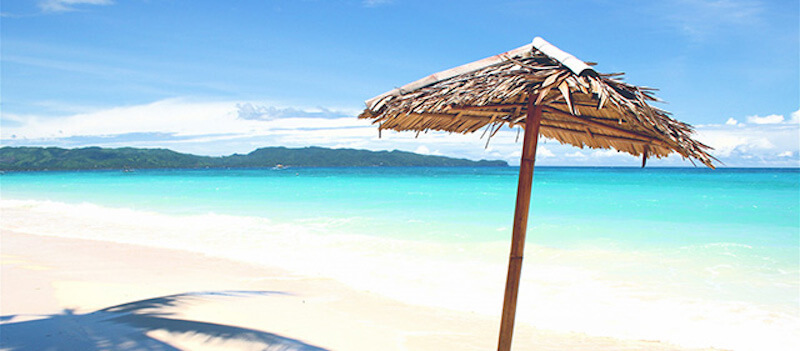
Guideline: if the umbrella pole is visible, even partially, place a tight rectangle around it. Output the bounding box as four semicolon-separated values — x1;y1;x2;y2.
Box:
498;99;543;351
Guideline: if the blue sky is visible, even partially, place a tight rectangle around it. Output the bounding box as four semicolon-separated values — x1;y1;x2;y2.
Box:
1;0;798;166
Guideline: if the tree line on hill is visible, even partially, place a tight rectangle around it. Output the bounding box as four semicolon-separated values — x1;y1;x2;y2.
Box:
0;146;508;171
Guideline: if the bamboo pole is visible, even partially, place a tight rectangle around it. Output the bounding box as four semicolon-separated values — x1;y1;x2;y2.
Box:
498;95;543;351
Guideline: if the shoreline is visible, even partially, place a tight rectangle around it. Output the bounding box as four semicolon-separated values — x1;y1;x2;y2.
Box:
1;230;722;350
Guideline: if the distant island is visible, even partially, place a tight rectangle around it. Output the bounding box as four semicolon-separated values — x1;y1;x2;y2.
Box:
0;146;508;171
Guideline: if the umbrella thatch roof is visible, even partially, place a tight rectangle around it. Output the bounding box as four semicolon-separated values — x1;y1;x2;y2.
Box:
360;37;716;168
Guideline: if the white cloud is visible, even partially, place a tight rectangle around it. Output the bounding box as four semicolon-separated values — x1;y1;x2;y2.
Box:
536;146;555;158
565;151;587;158
236;103;349;121
3;99;237;139
695;118;799;166
698;130;775;157
39;0;113;13
414;145;430;154
414;145;442;156
725;118;740;126
0;98;372;156
790;109;800;124
747;114;785;124
592;149;627;158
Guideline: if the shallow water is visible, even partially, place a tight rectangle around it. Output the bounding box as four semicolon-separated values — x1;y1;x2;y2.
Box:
2;167;798;350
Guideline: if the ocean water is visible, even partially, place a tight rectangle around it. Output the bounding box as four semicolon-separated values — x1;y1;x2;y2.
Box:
1;167;798;350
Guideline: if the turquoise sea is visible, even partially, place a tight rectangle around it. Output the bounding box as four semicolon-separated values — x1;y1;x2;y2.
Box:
1;167;798;350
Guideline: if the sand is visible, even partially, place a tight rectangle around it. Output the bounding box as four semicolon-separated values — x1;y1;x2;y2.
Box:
0;230;723;350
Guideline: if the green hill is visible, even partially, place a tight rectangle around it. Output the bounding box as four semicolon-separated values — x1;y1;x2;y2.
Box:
0;146;508;171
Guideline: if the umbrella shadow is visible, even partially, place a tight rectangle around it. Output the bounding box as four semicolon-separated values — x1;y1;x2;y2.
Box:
0;290;328;351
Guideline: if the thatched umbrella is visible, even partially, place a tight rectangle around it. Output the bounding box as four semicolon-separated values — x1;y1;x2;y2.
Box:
359;37;715;350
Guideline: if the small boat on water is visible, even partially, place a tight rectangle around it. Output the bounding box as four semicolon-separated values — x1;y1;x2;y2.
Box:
272;164;288;170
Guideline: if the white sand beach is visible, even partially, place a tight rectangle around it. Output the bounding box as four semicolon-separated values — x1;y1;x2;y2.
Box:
0;228;725;351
